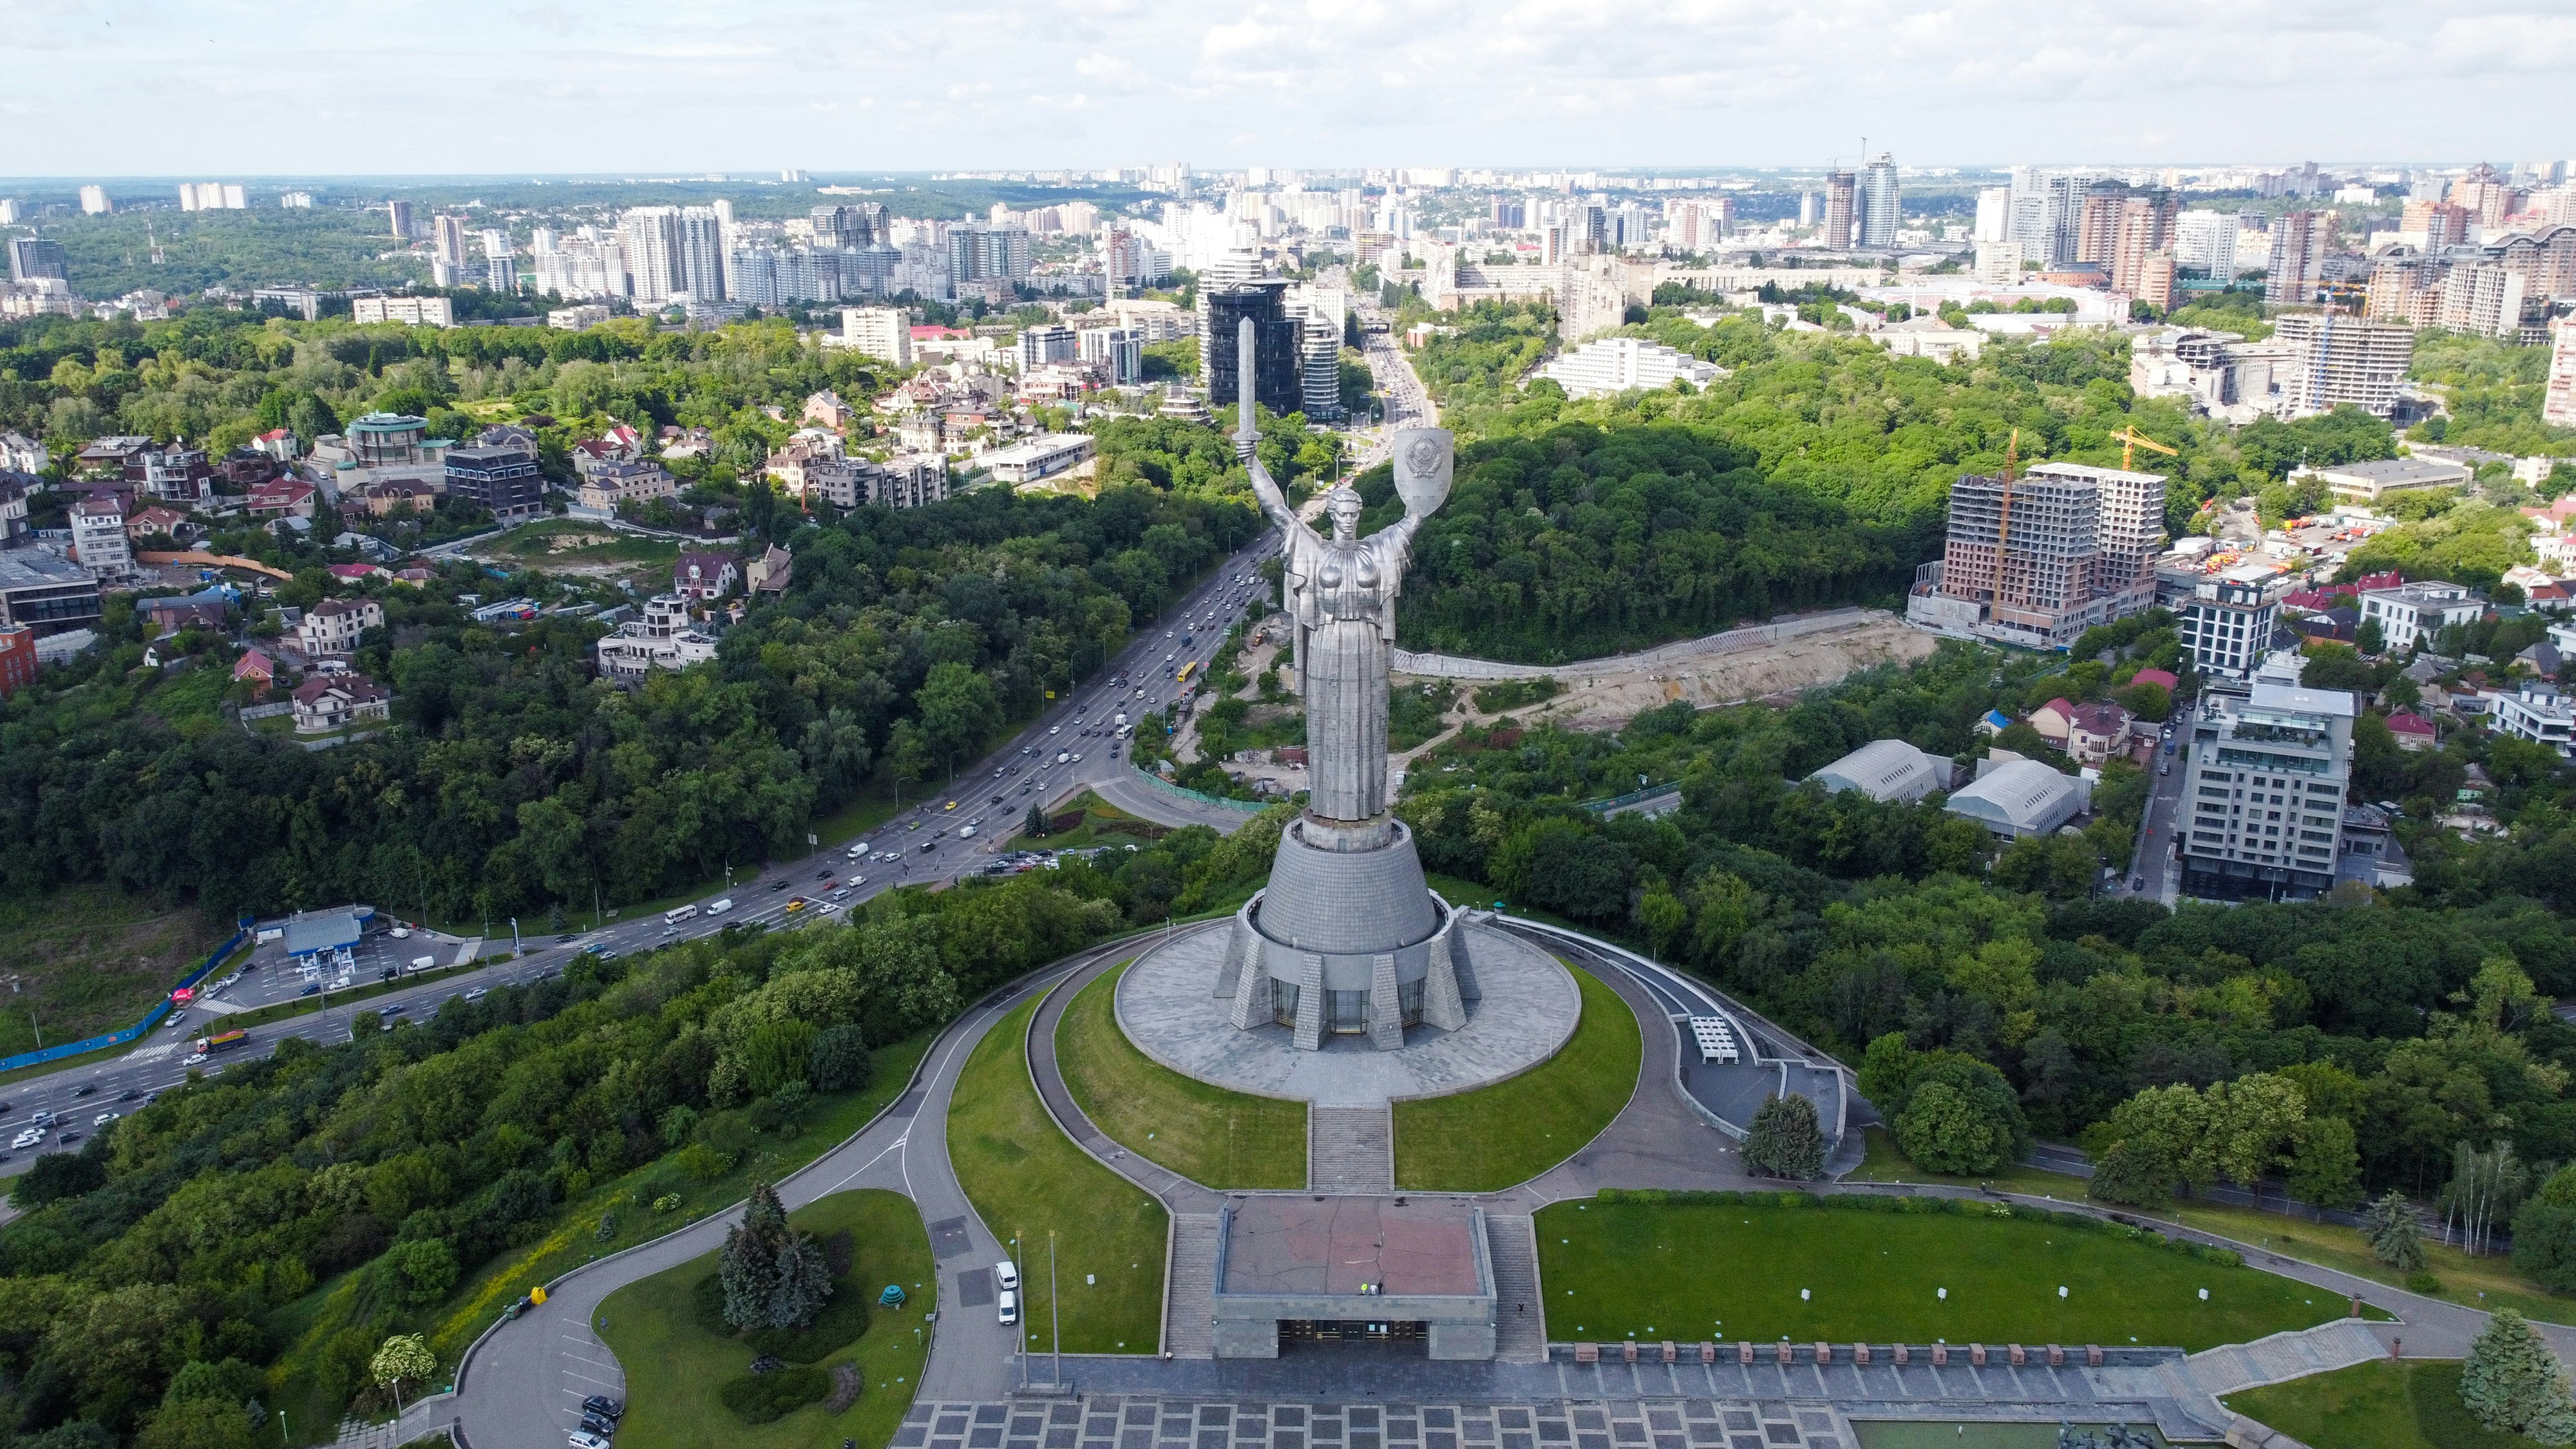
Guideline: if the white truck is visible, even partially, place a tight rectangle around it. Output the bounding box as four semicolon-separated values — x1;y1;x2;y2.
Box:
407;955;437;974
1113;712;1128;728
706;898;735;916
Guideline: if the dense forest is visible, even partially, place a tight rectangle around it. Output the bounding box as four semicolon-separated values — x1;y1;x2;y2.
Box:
1392;640;2576;1204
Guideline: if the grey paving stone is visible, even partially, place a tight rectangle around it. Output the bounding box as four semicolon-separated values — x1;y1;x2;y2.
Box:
1274;1434;1304;1449
971;1429;1005;1449
1350;1410;1381;1430
1503;1435;1533;1449
982;1407;1012;1425
1427;1433;1455;1449
1352;1435;1380;1449
1721;1417;1756;1435
895;1430;928;1447
1047;1430;1078;1449
1614;1426;1649;1444
1425;1410;1457;1430
1499;1412;1532;1432
1579;1435;1611;1449
942;1417;972;1436
1278;1410;1307;1428
1573;1414;1606;1433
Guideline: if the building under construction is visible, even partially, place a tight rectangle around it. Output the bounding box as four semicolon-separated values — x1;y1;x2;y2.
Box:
1906;461;2168;650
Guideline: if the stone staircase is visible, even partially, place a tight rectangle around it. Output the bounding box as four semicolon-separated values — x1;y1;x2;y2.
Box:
1163;1213;1221;1358
1484;1213;1547;1361
2183;1318;2384;1397
1309;1105;1393;1193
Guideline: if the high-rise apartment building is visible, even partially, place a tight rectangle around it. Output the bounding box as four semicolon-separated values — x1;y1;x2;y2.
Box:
1859;153;1899;248
78;185;111;216
1078;326;1144;386
2174;211;2241;279
7;239;68;285
675;207;726;300
1016;324;1077;372
946;223;1032;294
1204;283;1302;419
386;200;414;239
2399;199;2471;249
1904;461;2168;649
2178;672;2356;902
620;207;683;304
432;214;469;267
838;307;913;368
810;205;881;250
1973;187;2011;243
2272;313;2412;417
2450;164;2517;229
2265;211;2327;304
1823;169;1857;249
2544;316;2576;429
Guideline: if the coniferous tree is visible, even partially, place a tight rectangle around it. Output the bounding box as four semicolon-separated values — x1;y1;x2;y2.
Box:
2461;1309;2576;1444
721;1180;835;1331
2362;1190;2427;1273
1741;1094;1826;1180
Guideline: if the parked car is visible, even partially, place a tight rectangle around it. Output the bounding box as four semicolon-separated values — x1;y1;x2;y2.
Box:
582;1396;624;1420
998;1288;1019;1326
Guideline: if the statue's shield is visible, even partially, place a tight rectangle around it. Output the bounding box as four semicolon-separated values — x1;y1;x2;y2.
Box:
1392;428;1454;516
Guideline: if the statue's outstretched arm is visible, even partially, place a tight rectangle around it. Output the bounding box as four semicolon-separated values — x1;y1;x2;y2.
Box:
1245;453;1307;540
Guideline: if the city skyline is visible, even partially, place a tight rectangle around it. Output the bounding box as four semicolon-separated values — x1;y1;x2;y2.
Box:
6;0;2571;175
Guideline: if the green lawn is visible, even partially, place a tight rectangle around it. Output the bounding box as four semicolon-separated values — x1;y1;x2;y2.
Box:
1393;963;1636;1191
947;996;1168;1354
1054;963;1305;1189
1536;1197;2365;1350
1855;1128;2576;1327
1013;790;1171;852
595;1189;935;1449
2224;1359;2547;1449
0;884;234;1059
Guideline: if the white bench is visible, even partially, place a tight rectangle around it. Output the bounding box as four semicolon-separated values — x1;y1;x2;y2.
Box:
1689;1016;1740;1065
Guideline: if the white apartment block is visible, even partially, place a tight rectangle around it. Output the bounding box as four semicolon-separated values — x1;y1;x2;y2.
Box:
2174;211;2242;279
2488;683;2574;759
836;307;913;367
1536;337;1724;398
79;185;111;216
352;296;456;328
2271;313;2414;419
2179;576;2276;681
2548;316;2576;429
69;497;132;577
2358;581;2483;651
2179;678;2356;902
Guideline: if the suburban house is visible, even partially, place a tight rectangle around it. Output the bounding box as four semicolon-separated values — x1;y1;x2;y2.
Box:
594;594;721;680
359;477;441;516
232;647;276;699
2027;697;2135;766
2358;581;2484;651
2384;712;2439;751
576;460;679;513
69;495;134;577
297;596;384;658
292;672;391;734
803;390;856;430
746;544;793;600
674;551;737;602
2128;667;2179;695
125;504;204;543
248;478;319;518
140;589;229;635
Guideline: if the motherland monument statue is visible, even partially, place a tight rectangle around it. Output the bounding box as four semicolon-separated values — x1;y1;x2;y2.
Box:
1209;316;1483;1050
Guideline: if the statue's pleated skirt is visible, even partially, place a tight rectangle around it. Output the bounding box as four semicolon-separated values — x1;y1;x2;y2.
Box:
1303;616;1388;822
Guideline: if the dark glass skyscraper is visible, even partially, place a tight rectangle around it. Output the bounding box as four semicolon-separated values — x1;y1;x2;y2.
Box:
1205;283;1302;418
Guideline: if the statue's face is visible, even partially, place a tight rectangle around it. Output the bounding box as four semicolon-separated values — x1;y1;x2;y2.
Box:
1329;493;1362;540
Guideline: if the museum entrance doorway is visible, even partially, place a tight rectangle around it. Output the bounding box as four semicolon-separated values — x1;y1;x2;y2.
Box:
1279;1320;1427;1356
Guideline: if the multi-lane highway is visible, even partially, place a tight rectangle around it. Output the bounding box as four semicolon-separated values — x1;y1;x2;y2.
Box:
0;534;1282;1174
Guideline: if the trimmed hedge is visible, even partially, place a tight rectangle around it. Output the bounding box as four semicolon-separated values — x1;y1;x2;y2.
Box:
1589;1189;2244;1267
717;1363;831;1424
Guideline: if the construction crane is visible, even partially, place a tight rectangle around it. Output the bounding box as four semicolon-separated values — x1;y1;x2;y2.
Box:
1989;429;2020;605
2108;424;2177;471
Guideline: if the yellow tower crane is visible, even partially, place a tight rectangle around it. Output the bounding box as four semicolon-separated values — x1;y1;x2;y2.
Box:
2108;424;2178;471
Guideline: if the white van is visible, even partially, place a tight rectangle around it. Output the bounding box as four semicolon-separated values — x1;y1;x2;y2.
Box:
996;1259;1020;1292
846;840;871;860
408;956;437;974
664;904;699;927
997;1288;1019;1326
960;825;978;838
706;898;735;917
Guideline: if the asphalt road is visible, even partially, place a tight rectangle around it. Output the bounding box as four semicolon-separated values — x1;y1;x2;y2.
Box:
2123;703;2195;905
0;537;1279;1177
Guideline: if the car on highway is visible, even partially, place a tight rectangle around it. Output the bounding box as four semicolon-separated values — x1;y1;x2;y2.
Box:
919;840;936;853
92;1111;118;1126
465;987;489;1001
73;1084;95;1097
299;983;320;997
9;1129;43;1150
117;1089;138;1101
58;1131;80;1145
184;1052;209;1066
382;1003;408;1016
786;897;810;913
770;879;789;891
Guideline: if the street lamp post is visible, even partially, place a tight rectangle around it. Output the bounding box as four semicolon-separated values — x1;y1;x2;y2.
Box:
1049;1231;1061;1388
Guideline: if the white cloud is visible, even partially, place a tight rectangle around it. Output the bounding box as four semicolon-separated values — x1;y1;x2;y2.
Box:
4;0;2566;171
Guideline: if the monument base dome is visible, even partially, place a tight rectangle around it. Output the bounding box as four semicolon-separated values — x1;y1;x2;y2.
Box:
1211;815;1475;1050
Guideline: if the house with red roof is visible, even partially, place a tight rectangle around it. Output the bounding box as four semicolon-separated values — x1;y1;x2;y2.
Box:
2385;712;2438;752
247;478;318;518
232;647;276;700
2027;696;2136;766
2128;667;2179;694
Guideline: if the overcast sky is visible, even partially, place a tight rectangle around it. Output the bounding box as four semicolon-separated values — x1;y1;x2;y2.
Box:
9;0;2571;176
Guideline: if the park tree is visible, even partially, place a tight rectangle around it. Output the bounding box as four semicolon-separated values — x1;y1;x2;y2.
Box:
807;1025;873;1093
2362;1190;2427;1273
368;1334;435;1417
2285;1117;2363;1213
2460;1309;2576;1443
2515;1168;2576;1293
721;1182;833;1331
1741;1094;1826;1179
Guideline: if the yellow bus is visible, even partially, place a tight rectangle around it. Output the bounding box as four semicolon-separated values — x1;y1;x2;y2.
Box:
1176;660;1197;685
